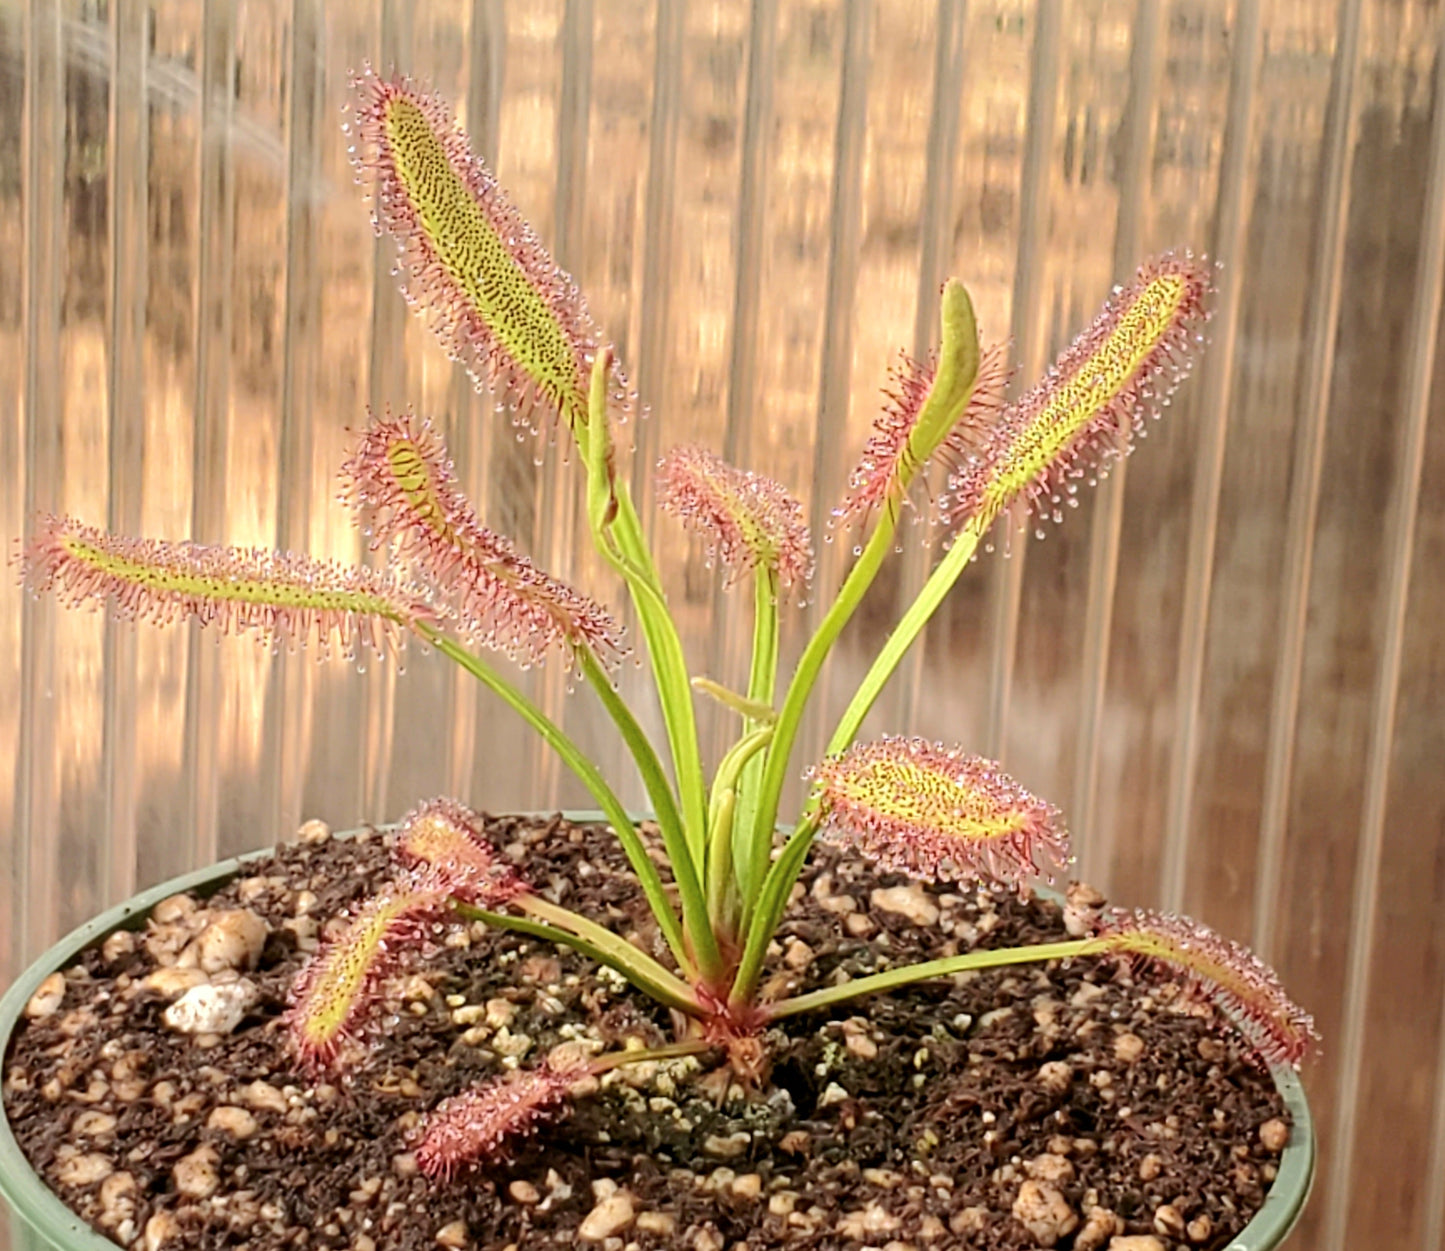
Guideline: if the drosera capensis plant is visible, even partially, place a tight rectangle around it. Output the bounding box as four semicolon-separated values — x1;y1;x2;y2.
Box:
22;66;1317;1177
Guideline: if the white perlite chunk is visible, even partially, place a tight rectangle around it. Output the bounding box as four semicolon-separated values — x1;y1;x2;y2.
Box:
577;1190;634;1241
870;884;940;927
1011;1180;1079;1247
1107;1237;1165;1251
195;909;268;973
163;980;258;1036
24;972;65;1019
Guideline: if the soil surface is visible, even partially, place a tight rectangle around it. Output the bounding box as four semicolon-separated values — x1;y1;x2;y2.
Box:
5;815;1290;1251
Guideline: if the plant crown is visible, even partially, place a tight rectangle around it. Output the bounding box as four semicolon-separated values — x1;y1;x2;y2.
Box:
25;68;1316;1176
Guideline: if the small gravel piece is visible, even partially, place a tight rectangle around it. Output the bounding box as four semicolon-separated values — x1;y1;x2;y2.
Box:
1037;1060;1073;1095
577;1190;634;1241
142;1211;181;1251
151;894;197;925
24;973;66;1020
172;1145;219;1199
206;1106;258;1139
239;1080;288;1114
195;909;268;973
1259;1117;1290;1152
1075;1207;1121;1251
1113;1032;1145;1064
296;819;330;845
1011;1179;1078;1247
870;884;940;926
434;1220;468;1248
1025;1154;1075;1184
1152;1202;1185;1238
54;1152;114;1187
142;968;209;999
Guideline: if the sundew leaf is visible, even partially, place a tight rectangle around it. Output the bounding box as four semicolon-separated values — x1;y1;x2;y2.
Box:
342;409;624;668
286;876;452;1071
655;445;814;589
24;514;433;661
412;1062;590;1179
1096;909;1319;1069
394;797;526;905
811;736;1069;889
835;341;1010;527
348;68;629;437
946;252;1211;534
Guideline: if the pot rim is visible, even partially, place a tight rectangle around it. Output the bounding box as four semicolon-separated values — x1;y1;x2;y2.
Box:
1;814;1315;1251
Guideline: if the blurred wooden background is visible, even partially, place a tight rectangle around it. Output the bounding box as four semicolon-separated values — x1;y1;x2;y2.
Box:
2;1;1444;1248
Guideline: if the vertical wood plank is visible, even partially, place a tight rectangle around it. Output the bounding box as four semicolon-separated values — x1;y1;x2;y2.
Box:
799;0;871;771
183;0;237;870
525;0;593;807
983;0;1059;762
1252;0;1362;961
720;0;776;474
631;0;685;525
1158;0;1261;912
16;0;65;964
269;0;325;842
448;0;507;804
1323;12;1445;1245
1071;0;1160;884
361;0;412;824
101;0;150;905
888;0;966;738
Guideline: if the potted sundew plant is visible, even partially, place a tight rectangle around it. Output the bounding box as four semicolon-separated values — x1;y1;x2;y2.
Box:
2;68;1315;1251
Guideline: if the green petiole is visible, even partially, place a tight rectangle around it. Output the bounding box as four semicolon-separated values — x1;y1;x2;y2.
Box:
763;937;1102;1019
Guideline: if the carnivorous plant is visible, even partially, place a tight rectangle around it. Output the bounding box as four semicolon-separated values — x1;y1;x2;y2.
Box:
25;68;1315;1176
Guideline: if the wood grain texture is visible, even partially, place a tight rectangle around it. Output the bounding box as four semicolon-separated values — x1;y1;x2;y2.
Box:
2;5;1443;1249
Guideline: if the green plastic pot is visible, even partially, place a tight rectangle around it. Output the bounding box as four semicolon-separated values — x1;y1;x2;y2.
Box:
1;818;1315;1251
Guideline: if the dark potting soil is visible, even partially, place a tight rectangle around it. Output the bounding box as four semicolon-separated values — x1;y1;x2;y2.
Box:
4;815;1291;1251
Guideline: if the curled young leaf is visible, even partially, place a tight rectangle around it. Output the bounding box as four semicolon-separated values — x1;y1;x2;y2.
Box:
348;68;627;437
946;252;1211;533
656;445;813;588
811;736;1068;889
413;1062;589;1179
342;409;624;667
24;514;433;660
837;340;1010;527
286;875;452;1071
1096;910;1319;1069
394;797;526;905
